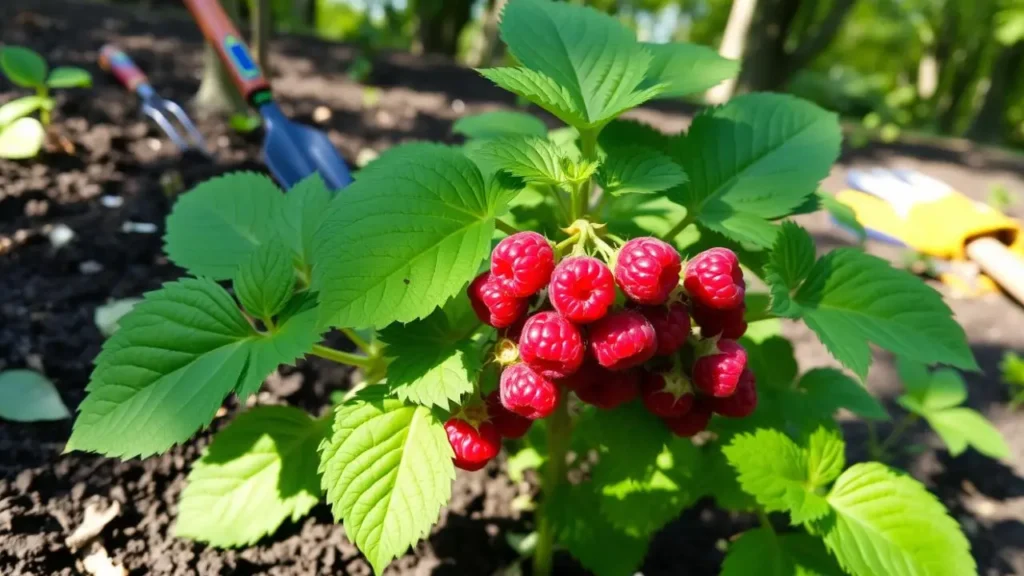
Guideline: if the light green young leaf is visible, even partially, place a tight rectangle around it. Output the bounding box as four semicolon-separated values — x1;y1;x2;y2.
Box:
176;406;326;547
924;408;1010;460
319;397;454;574
766;224;977;380
596;146;687;196
673;94;841;246
46;66;92;89
478;67;587;127
276;173;332;271
314;144;517;330
897;360;968;412
0;370;70;422
165;172;285;279
806;428;845;488
495;0;658;127
0;117;45;159
0;46;47;88
467;135;566;184
233;240;295;320
0;95;50;126
640;42;740;99
819;462;975;576
722;528;845;576
67;278;320;458
377;299;481;409
452;110;547;140
799;368;888;421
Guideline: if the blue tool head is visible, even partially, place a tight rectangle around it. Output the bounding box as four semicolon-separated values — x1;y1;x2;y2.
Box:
258;101;353;193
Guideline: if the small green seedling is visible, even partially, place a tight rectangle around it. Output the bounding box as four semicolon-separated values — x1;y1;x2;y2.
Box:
0;45;92;159
1000;351;1024;407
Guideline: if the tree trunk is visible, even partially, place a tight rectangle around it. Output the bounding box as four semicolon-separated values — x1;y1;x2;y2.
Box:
416;0;473;56
193;0;248;117
466;0;507;68
967;42;1024;143
706;0;758;104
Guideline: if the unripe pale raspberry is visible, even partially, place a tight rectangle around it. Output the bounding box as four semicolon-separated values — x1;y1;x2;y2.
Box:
683;247;745;310
710;368;757;418
638;301;691;356
589;310;657;371
641;368;695;418
691;301;747;339
486;390;532;438
491;231;555;297
468;273;528;328
566;359;640;409
549;256;616;324
445;418;501;471
615;237;682;305
518;311;585;379
693;339;747;397
663;399;712;438
500;363;560;420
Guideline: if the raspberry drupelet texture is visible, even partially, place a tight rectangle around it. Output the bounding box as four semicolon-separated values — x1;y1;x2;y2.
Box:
490;231;555;297
683;247;745;310
710;368;758;418
589;310;658;371
486;390;532;438
444;418;501;471
468;273;528;329
641;368;695;418
663;399;712;438
518;311;585;379
615;237;682;305
693;339;748;397
639;301;691;356
691;301;747;339
548;256;616;324
500;363;560;420
566;359;640;409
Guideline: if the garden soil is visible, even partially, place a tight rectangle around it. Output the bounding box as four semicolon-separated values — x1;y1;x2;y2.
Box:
1;1;1023;574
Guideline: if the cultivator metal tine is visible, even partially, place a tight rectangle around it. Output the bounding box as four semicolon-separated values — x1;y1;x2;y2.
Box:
160;98;211;154
140;97;211;156
140;101;191;152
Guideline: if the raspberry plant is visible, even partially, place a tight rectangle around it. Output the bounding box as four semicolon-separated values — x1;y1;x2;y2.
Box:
67;1;993;574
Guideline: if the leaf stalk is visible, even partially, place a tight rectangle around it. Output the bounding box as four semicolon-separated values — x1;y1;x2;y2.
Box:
532;394;571;576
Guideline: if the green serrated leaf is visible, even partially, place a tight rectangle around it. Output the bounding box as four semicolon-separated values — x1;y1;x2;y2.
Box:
924;408;1010;460
233;240;296;320
549;482;649;576
239;302;323;401
0;95;49;127
722;528;844;576
314;144;513;330
46;66;92;89
0;46;47;88
467;135;567;185
818;192;866;243
494;0;657;128
598;119;676;154
806;428;844;488
377;300;480;409
596;146;687;196
766;224;978;380
452;110;547;140
176;406;326;547
165;172;285;280
740;335;797;390
799;368;888;421
640;42;740;99
0;370;70;422
0;117;45;159
479;67;587;127
897;359;968;412
673;94;841;246
818;462;975;576
276;173;332;272
319;398;454;574
764;221;816;293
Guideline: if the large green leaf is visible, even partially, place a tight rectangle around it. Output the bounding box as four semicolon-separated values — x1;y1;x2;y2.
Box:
176;406;326;547
596;146;688;196
275;173;332;273
314;144;517;330
0;46;47;88
924;408;1010;460
766;223;977;380
722;528;844;576
0;370;70;422
452;110;547;140
233;240;295;320
479;67;587;127
640;42;740;99
467;135;567;185
46;66;92;89
0;117;45;159
672;94;841;246
66;278;320;458
549;482;650;576
493;0;660;128
818;462;975;576
319;396;454;574
799;368;888;421
165;172;285;279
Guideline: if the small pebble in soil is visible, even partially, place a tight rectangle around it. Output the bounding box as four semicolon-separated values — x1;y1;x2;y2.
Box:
49;224;76;249
451;98;465;114
100;195;124;208
121;222;158;234
356;148;379;168
79;260;104;275
313;106;332;124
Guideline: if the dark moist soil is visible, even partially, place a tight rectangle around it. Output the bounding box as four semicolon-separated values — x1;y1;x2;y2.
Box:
2;1;1024;575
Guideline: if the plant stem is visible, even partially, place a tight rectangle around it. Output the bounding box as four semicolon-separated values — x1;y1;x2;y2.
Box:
661;213;694;243
37;88;50;126
311;344;374;369
533;394;571;576
876;413;919;460
554;233;581;256
548;184;571;224
757;509;775;535
496;219;520;235
340;328;373;355
575;129;599;219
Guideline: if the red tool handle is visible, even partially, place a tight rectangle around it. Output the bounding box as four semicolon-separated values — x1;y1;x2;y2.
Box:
98;45;149;93
182;0;271;102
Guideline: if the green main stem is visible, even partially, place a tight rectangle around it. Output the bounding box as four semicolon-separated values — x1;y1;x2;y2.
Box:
533;390;571;576
311;344;374;369
661;213;694;243
574;129;599;219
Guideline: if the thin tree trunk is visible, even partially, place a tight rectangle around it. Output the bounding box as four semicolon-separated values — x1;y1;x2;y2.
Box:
416;0;473;56
706;0;758;103
735;0;801;93
466;0;507;68
194;0;248;116
967;42;1023;143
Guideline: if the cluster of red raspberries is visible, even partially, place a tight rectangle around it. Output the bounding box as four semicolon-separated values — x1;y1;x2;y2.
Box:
443;231;756;471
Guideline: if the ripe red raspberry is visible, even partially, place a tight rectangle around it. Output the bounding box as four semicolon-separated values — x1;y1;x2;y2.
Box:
500;363;560;419
548;256;616;324
641;369;695;418
589;310;657;371
683;247;745;310
710;369;757;418
691;301;747;339
663;399;712;438
566;359;640;409
486;390;532;438
444;418;501;471
639;301;691;356
615;237;682;305
693;339;747;397
518;312;584;379
468;273;527;328
490;231;555;297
